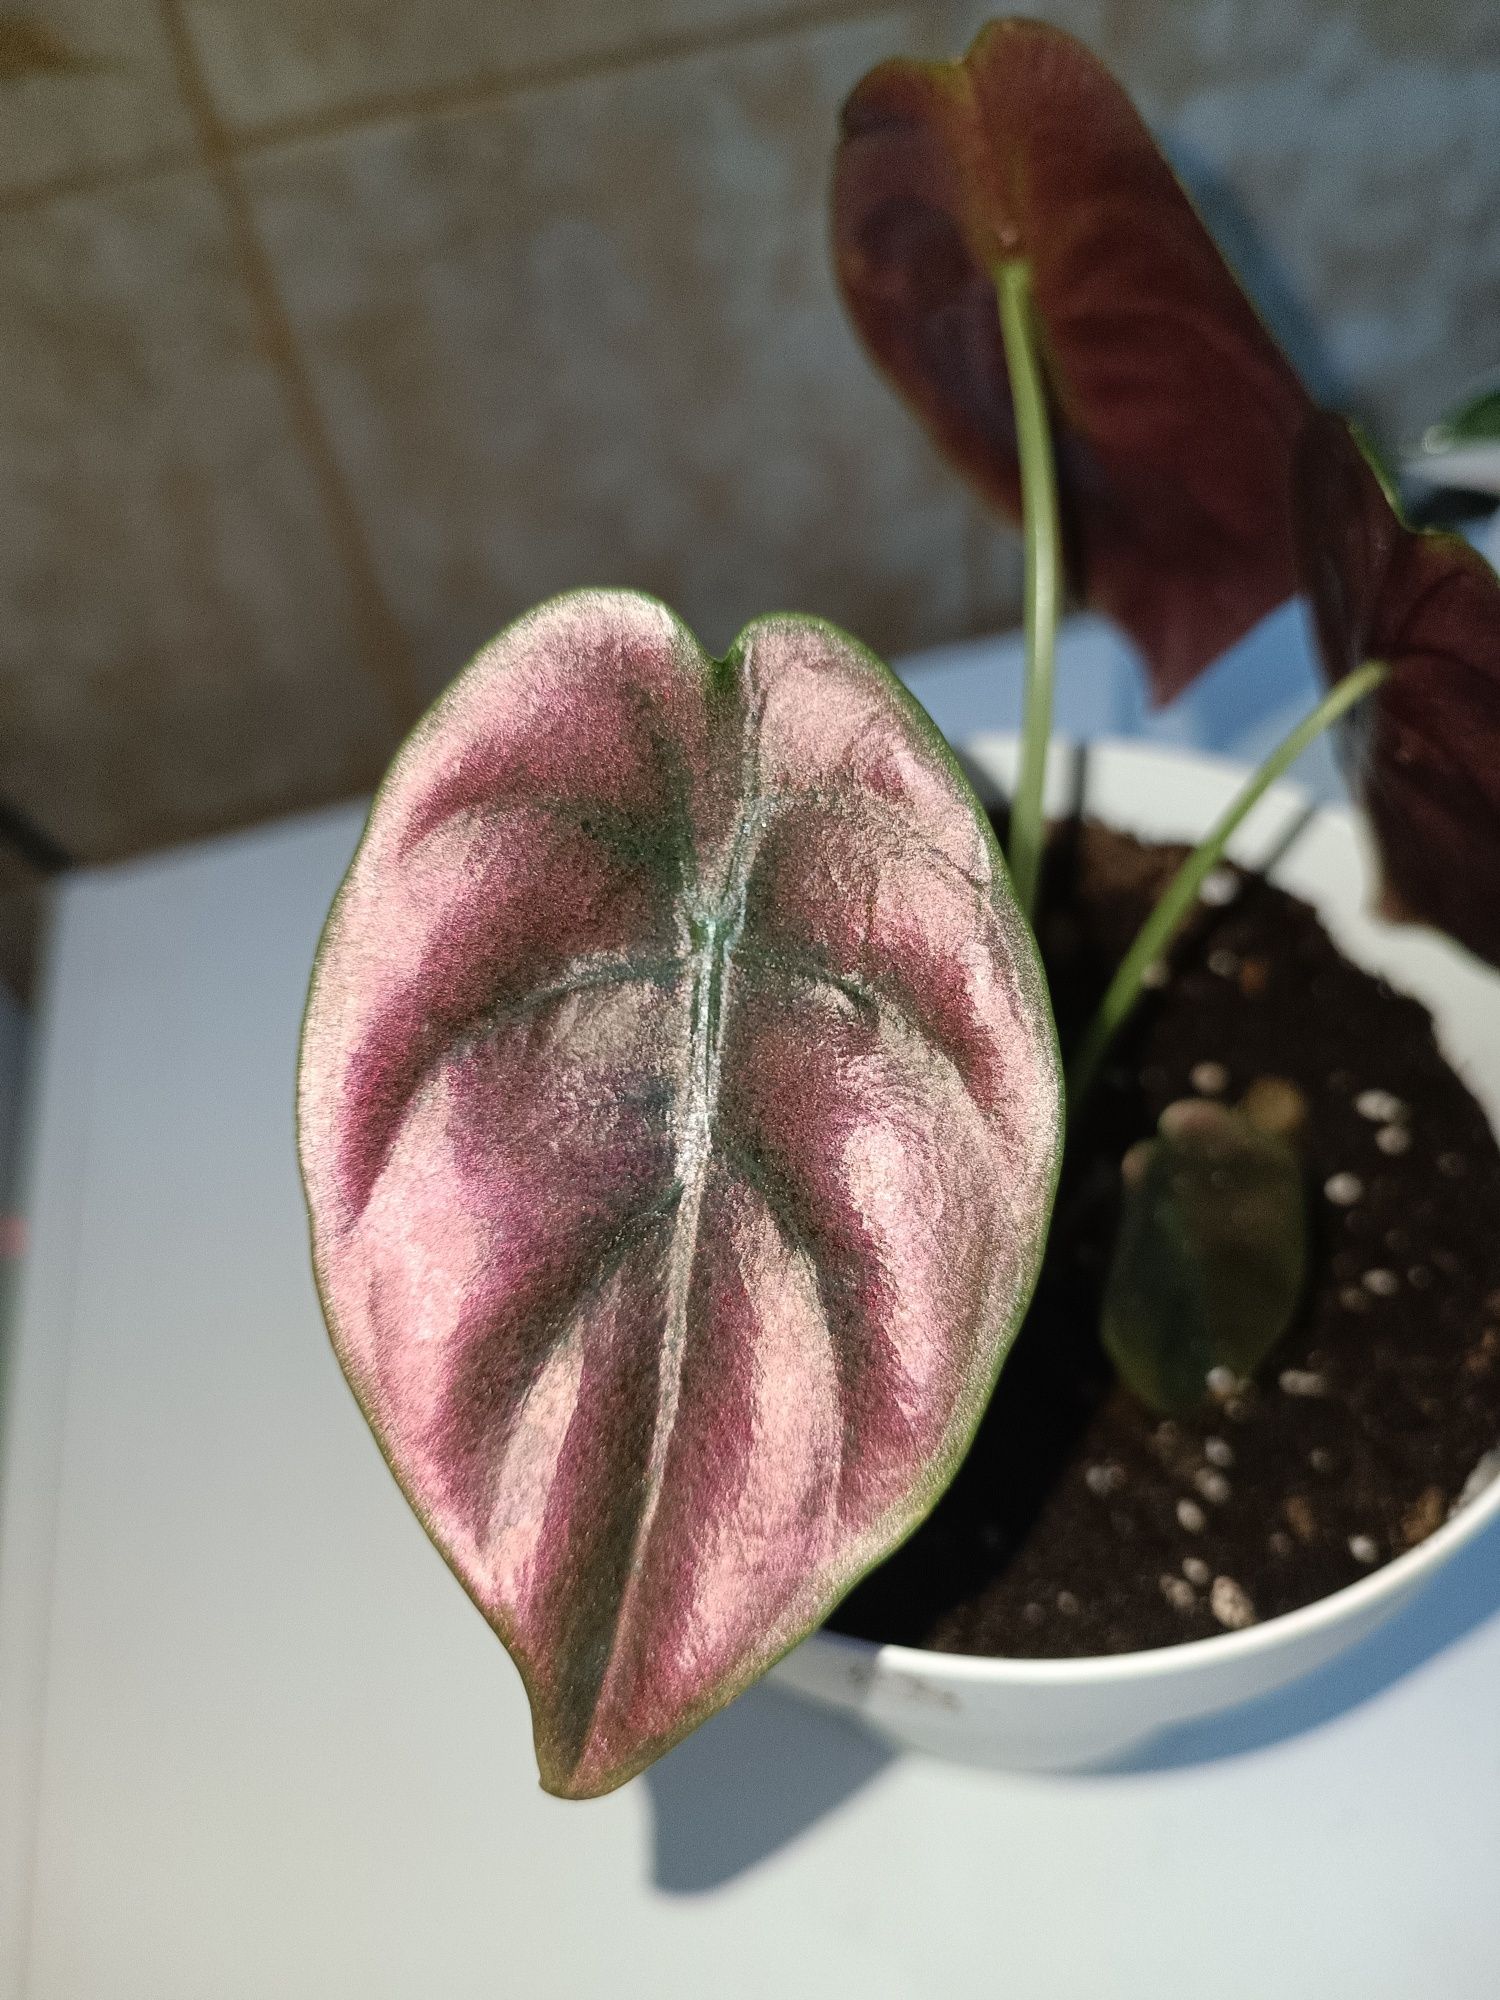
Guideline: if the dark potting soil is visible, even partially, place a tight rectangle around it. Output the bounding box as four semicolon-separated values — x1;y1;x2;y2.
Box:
828;817;1500;1659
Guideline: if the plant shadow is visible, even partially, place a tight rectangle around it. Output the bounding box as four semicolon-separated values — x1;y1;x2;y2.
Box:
1100;1508;1500;1772
644;1681;892;1895
645;1518;1500;1891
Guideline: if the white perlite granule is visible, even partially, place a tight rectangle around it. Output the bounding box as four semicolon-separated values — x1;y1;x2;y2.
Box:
1210;1576;1256;1629
1279;1369;1327;1397
1182;1556;1211;1586
1190;1061;1229;1095
1160;1574;1196;1612
1348;1534;1380;1565
1324;1172;1363;1206
1177;1498;1208;1534
1355;1089;1406;1123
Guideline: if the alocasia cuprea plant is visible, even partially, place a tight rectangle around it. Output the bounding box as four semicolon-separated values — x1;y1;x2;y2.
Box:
299;19;1500;1794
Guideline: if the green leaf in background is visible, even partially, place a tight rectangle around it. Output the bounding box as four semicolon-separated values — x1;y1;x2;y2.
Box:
1421;380;1500;453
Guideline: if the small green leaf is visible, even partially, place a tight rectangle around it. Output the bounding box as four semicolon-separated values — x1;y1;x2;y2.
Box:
1102;1098;1306;1415
1421;381;1500;453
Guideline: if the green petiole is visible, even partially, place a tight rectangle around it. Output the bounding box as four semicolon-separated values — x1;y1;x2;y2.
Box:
1067;659;1390;1110
996;258;1061;927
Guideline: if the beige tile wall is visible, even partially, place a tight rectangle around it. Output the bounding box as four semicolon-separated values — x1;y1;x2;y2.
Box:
244;9;989;691
1;0;1498;980
0;0;194;197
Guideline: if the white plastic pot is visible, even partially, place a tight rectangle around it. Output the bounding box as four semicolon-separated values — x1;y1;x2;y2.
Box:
770;737;1500;1771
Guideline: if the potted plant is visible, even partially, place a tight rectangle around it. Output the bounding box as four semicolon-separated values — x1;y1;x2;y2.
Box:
296;20;1500;1797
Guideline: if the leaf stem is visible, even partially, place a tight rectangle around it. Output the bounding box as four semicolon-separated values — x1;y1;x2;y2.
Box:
1067;659;1390;1110
996;258;1061;925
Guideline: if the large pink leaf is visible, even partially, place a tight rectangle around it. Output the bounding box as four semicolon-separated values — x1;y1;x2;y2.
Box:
833;18;1314;700
1295;412;1500;968
298;590;1061;1796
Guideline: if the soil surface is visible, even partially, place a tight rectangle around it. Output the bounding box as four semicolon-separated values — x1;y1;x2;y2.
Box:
828;817;1500;1658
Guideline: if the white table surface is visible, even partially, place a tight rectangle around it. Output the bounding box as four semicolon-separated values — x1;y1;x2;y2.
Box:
2;624;1498;1999
0;984;25;1223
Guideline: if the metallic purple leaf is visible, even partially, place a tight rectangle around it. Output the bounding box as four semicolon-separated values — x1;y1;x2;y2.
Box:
833;20;1314;700
1295;412;1500;967
298;590;1062;1796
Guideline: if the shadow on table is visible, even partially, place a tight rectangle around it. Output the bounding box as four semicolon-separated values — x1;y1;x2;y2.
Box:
1104;1507;1500;1773
645;1682;891;1895
646;1514;1500;1888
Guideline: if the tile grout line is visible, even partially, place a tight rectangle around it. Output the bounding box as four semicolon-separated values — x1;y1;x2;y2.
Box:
0;145;200;221
154;0;429;756
1;0;904;217
232;0;911;158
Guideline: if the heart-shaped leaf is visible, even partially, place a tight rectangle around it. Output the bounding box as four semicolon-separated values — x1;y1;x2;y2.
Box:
1295;410;1500;967
833;18;1313;700
298;589;1062;1796
1104;1098;1307;1415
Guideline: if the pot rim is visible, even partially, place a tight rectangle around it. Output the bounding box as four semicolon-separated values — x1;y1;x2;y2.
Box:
812;1459;1500;1685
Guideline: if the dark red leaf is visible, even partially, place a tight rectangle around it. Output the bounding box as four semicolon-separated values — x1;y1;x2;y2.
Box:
833;18;1313;699
298;589;1062;1796
1295;411;1500;967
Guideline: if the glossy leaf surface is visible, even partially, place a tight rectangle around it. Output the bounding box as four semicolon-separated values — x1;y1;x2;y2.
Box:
298;590;1062;1796
833;18;1313;700
1103;1099;1306;1415
1296;411;1500;967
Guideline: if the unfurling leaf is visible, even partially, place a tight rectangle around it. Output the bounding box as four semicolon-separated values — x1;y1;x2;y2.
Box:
1295;410;1500;968
298;589;1062;1797
1103;1099;1306;1415
833;18;1313;702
